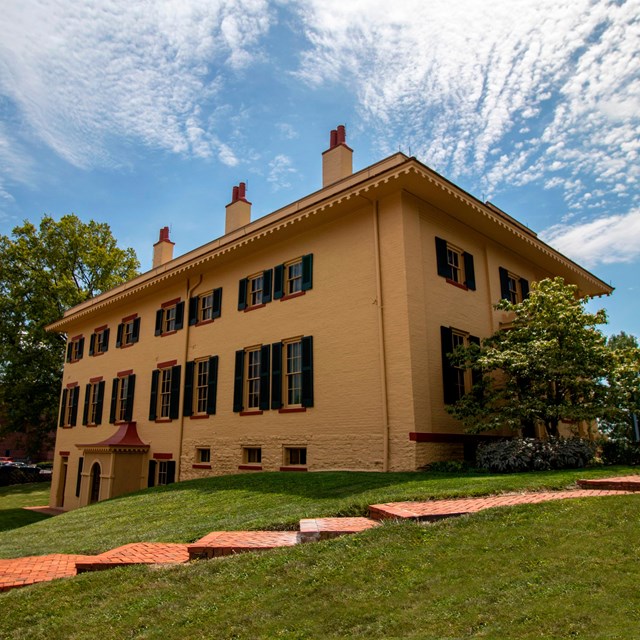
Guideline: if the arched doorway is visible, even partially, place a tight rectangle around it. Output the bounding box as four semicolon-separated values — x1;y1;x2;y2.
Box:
89;462;101;504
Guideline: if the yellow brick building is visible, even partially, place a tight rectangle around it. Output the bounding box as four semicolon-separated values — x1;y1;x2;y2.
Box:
48;126;612;510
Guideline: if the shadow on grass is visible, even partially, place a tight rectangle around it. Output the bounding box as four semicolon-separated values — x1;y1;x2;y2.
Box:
0;508;52;533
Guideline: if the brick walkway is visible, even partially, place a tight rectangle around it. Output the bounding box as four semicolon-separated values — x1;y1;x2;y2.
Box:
1;474;638;592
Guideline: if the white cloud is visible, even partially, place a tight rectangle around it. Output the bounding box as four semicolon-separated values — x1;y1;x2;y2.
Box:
0;0;273;170
541;209;640;267
291;0;640;214
267;153;297;189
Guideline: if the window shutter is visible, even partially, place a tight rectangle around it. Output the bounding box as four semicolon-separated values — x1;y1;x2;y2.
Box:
75;457;84;498
70;386;80;427
59;389;68;427
520;278;530;300
463;253;476;290
302;254;313;291
175;302;185;331
170;365;181;419
82;384;91;425
274;264;284;299
435;237;451;278
301;336;314;408
207;356;219;415
132;318;141;343
233;350;244;412
188;297;198;326
183;361;194;417
124;374;135;422
78;338;85;359
212;288;222;319
149;370;159;421
89;334;96;356
440;326;457;405
109;378;118;423
271;342;283;409
66;343;72;363
155;309;163;336
166;461;176;485
96;381;105;425
116;323;123;348
262;269;273;304
499;267;511;300
238;278;247;311
469;335;482;388
148;460;156;488
103;328;110;352
259;344;271;410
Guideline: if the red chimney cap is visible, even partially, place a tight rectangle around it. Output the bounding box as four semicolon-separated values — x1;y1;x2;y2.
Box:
158;226;170;242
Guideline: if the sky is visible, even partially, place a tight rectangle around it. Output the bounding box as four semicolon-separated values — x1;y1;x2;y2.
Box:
0;0;638;336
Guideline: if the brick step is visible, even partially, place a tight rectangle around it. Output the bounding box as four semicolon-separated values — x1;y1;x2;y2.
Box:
299;517;380;542
188;531;301;560
76;543;189;573
577;475;640;492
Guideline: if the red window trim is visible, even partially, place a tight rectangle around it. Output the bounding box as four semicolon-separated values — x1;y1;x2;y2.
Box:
157;360;177;369
92;351;105;358
240;410;264;416
66;382;79;389
189;415;209;420
59;451;70;456
278;407;307;414
70;334;83;341
195;319;214;327
445;278;469;291
117;369;133;378
89;376;103;383
121;313;138;323
280;466;308;472
280;291;306;302
153;453;173;460
161;298;181;309
244;303;266;313
238;464;263;471
160;330;177;337
94;325;108;333
119;343;134;350
154;418;173;424
192;464;212;469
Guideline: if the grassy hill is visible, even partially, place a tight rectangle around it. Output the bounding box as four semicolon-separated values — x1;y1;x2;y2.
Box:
1;467;639;639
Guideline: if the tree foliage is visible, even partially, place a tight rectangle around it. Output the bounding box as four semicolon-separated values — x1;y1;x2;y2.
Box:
447;277;637;438
0;215;139;457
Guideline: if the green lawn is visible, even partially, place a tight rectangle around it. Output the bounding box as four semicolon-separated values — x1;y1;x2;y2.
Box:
0;494;638;639
0;483;52;533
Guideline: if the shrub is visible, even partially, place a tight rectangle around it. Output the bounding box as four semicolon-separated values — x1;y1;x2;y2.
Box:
599;438;640;466
421;460;474;473
476;438;595;473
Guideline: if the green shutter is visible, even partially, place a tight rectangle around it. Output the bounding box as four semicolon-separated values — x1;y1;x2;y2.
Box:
233;350;244;412
259;344;271;410
170;365;181;419
148;460;156;487
301;336;314;408
82;384;91;425
174;302;185;331
102;328;110;352
274;264;284;299
66;343;73;363
116;323;123;347
59;389;68;427
149;370;159;421
301;254;313;291
89;334;96;356
520;278;530;300
155;310;163;336
188;297;198;326
262;269;273;304
212;288;222;319
77;338;84;359
124;375;135;422
499;267;510;300
463;252;476;290
271;342;283;409
70;387;80;427
435;237;451;278
96;381;105;425
207;356;219;415
109;378;118;423
238;278;247;311
440;326;456;405
75;457;84;498
166;461;176;484
183;361;194;417
132;318;141;342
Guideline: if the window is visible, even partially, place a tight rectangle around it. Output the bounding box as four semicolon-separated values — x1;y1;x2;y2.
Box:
66;336;85;363
238;269;272;310
243;447;262;464
196;448;211;464
149;364;181;421
155;300;185;336
270;336;314;411
184;356;219;417
59;386;80;427
435;237;476;290
440;327;480;404
82;380;105;425
284;447;307;466
499;267;529;303
147;459;176;487
109;373;136;423
189;288;222;325
116;315;140;348
89;327;109;356
246;348;262;410
274;254;313;300
233;345;270;413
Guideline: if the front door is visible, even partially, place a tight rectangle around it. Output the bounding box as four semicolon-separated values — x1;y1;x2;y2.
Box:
56;457;68;508
89;462;101;504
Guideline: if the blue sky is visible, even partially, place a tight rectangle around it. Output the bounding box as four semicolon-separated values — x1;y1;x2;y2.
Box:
0;0;638;335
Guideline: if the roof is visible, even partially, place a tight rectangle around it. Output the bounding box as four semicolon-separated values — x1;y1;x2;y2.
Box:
76;422;149;451
47;153;613;332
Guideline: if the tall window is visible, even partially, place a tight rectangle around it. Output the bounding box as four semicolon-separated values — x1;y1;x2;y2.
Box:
451;331;469;401
85;382;101;425
189;288;222;325
249;274;264;307
89;327;109;356
435;237;476;290
246;348;261;410
285;340;302;407
59;386;80;427
155;301;185;336
238;270;272;310
116;316;140;348
110;374;136;423
149;365;181;421
184;356;218;417
158;368;172;418
117;376;131;422
446;246;462;284
499;267;529;304
195;359;209;414
66;336;85;363
286;260;303;295
273;254;313;300
440;327;480;405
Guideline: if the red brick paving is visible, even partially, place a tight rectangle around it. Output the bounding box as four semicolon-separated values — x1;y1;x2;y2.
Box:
188;531;301;559
299;517;381;542
2;475;638;592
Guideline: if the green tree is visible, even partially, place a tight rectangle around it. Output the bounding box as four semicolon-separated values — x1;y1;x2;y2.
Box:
0;215;139;457
447;277;619;438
